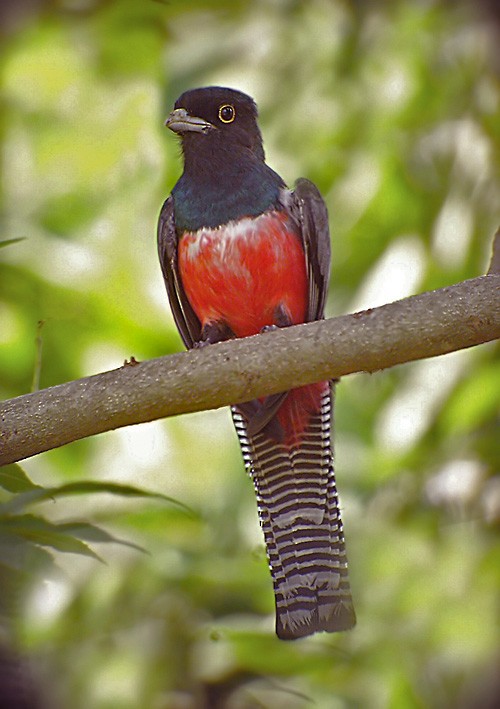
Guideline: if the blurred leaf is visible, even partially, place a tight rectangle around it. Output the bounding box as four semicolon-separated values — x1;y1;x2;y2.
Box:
0;531;55;573
0;238;26;248
0;515;101;560
59;521;147;553
0;480;195;516
0;464;42;493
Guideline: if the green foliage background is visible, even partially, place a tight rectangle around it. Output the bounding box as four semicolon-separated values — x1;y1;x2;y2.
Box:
1;1;499;707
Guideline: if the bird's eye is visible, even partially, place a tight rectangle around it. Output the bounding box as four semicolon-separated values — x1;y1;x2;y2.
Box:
218;104;236;123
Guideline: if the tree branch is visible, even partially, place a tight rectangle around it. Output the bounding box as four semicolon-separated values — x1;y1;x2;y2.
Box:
1;274;499;466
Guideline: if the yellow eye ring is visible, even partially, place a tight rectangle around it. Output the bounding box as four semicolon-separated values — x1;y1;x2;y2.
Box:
218;104;236;123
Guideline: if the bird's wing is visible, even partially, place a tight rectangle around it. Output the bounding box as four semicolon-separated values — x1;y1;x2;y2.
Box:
287;178;331;322
157;197;202;349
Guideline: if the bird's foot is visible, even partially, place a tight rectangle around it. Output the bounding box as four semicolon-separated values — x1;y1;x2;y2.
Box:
260;304;294;334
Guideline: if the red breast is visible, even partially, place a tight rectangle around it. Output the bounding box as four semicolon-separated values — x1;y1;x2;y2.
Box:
178;210;308;338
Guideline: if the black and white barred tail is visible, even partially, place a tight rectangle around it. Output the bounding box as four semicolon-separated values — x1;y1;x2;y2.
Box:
232;382;356;640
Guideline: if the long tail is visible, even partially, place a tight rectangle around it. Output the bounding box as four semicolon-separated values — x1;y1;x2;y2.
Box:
232;381;356;640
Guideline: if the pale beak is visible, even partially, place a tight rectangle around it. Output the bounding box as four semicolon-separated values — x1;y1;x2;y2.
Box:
165;107;214;134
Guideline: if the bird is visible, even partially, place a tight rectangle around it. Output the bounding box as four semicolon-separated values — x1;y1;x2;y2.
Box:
157;86;356;640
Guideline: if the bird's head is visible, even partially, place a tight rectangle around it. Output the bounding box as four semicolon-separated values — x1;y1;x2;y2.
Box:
166;86;265;162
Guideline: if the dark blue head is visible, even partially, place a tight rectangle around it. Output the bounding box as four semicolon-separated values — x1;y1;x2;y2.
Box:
168;86;265;162
167;86;285;231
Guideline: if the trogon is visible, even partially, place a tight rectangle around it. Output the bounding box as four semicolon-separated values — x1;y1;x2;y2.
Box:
157;86;356;640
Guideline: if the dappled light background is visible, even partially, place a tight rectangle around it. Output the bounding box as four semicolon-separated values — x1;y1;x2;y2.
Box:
1;0;499;707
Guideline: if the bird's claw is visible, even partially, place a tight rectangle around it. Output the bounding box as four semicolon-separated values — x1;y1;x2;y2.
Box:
193;339;211;349
260;324;279;334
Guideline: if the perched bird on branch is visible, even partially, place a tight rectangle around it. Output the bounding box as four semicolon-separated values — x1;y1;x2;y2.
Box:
158;86;355;639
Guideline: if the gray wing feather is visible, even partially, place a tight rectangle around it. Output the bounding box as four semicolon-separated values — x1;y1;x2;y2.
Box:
287;178;331;322
157;197;201;349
